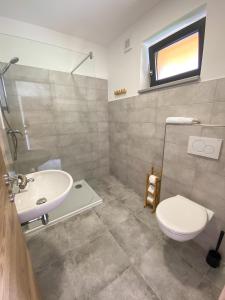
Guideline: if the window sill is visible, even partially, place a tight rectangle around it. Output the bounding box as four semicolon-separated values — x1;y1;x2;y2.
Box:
138;75;200;94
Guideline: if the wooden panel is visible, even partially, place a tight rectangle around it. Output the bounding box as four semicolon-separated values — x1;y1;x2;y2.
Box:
0;145;41;300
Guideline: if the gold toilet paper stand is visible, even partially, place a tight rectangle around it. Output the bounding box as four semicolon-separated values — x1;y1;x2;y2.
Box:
144;167;161;213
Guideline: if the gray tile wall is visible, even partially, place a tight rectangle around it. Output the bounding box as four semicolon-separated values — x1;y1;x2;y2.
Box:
109;78;225;255
4;64;109;180
3;63;225;255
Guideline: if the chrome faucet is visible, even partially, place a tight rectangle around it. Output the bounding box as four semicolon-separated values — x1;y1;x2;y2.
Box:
17;174;35;190
3;173;34;199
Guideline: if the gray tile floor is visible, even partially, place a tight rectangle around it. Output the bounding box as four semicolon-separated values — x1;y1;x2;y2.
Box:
26;175;224;300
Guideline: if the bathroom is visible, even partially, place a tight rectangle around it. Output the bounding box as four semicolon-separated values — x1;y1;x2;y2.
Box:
0;0;225;299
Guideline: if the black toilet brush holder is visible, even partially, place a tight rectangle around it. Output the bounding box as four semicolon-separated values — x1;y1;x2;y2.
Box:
206;230;224;268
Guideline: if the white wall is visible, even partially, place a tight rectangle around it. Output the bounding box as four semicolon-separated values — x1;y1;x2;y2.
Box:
0;17;108;79
108;0;225;100
201;0;225;81
1;0;225;90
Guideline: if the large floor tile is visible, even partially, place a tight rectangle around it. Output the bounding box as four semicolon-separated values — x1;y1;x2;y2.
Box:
110;216;157;263
206;262;225;290
63;210;107;250
28;175;222;300
88;178;119;202
36;257;77;300
135;240;205;300
27;222;70;272
66;233;130;299
101;175;126;188
103;177;135;199
89;175;141;206
87;178;108;192
95;200;132;229
93;267;159;300
169;239;210;276
27;210;106;271
194;279;221;300
119;190;144;213
135;208;164;240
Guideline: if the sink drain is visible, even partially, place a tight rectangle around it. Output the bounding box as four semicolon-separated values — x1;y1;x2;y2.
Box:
36;197;47;205
75;184;82;189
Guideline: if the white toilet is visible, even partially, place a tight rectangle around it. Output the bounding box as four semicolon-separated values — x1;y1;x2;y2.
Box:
156;195;214;241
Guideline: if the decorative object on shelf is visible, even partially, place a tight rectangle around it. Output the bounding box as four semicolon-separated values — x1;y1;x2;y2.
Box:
144;167;161;213
114;88;127;96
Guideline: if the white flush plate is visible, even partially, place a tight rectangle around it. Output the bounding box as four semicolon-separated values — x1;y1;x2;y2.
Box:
187;136;223;159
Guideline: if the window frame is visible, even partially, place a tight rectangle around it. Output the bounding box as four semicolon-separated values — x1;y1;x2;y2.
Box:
148;17;206;87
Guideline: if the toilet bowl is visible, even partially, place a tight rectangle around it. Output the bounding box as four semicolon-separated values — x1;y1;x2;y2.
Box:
156;195;214;242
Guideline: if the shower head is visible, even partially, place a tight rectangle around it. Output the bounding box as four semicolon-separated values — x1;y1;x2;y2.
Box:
1;57;19;75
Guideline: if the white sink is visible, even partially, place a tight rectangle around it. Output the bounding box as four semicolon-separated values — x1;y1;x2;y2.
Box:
15;170;73;223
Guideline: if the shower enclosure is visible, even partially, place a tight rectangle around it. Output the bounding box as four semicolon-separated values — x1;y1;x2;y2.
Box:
0;33;108;231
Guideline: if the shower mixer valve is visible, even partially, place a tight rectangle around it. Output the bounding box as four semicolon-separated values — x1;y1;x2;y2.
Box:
7;129;23;136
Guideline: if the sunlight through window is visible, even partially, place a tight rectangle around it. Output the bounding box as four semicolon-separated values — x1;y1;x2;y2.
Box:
156;32;199;80
148;18;205;87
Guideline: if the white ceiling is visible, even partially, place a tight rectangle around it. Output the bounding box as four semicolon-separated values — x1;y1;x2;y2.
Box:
0;0;161;45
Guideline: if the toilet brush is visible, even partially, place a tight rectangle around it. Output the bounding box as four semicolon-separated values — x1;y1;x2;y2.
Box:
206;230;224;268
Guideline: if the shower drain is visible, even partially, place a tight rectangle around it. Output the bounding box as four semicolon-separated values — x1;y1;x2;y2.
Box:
36;197;47;205
75;184;82;189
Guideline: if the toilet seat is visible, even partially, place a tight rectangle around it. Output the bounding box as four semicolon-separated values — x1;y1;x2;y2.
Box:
156;195;208;240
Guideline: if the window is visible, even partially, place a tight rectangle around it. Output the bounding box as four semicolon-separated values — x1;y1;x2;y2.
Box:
148;18;206;87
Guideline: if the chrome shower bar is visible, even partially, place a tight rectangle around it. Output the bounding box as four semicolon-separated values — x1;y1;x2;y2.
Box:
193;123;225;128
71;51;93;74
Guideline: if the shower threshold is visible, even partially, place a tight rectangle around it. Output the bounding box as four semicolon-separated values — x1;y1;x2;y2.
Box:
23;179;102;234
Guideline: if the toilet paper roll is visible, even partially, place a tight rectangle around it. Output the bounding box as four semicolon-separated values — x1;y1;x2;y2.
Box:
148;185;155;194
149;175;157;185
147;195;154;204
